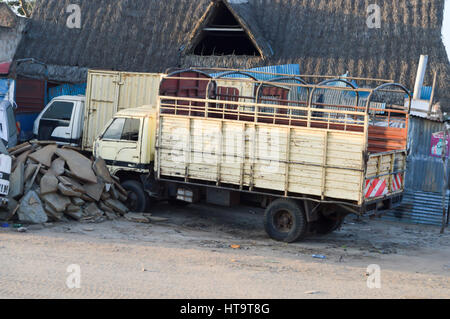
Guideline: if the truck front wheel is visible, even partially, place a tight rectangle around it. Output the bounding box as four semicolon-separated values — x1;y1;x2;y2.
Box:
121;180;147;212
264;199;308;243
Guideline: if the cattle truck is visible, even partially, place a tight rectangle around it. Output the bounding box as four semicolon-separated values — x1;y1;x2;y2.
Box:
93;69;411;242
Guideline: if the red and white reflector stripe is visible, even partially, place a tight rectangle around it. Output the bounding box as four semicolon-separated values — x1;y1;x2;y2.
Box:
392;173;403;192
365;178;388;199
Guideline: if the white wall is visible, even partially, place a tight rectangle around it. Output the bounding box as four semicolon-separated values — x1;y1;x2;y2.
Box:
444;0;450;61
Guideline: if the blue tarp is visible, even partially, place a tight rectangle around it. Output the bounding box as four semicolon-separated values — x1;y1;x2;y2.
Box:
420;86;432;100
0;79;12;100
47;83;86;103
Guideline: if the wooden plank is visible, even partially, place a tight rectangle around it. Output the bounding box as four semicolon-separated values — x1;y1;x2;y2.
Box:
185;118;191;182
285;128;291;196
240;123;246;189
388;153;395;192
217;121;223;186
321;131;328;199
250;125;257;191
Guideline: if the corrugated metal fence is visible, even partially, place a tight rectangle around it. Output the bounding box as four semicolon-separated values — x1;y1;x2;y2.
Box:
381;116;450;226
383;190;449;226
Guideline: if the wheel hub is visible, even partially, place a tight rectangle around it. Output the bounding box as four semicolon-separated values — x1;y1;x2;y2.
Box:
274;210;294;233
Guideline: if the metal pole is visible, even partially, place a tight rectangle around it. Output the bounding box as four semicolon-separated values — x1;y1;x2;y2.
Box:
441;128;448;234
413;55;428;101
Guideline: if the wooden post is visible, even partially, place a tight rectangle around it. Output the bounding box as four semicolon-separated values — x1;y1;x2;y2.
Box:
284;128;292;196
427;71;437;118
321;131;329;200
441;128;448;234
216;121;223;186
239;123;246;190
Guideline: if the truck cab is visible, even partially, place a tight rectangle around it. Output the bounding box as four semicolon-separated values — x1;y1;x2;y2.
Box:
33;95;85;146
94;106;157;211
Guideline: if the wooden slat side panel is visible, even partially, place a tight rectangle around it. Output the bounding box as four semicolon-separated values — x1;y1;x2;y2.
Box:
158;116;365;202
364;150;408;201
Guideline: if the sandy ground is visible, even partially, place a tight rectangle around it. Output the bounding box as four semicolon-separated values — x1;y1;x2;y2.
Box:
0;202;449;299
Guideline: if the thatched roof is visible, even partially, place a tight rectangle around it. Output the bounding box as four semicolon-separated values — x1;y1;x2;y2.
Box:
0;3;17;28
13;0;450;108
0;3;27;63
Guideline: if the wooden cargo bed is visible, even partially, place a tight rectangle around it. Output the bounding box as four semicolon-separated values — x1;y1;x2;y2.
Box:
156;72;410;207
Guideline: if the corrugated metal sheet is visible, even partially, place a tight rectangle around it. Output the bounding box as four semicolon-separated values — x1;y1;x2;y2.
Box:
211;64;301;80
15;78;46;113
82;70;163;151
47;83;87;103
405;117;449;192
382;190;449;226
381;116;449;226
420;86;432;101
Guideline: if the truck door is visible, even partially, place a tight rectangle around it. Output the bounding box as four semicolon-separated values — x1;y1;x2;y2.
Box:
96;117;142;169
37;100;75;143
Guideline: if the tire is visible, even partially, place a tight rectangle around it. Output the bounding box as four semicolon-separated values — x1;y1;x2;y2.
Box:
121;180;147;212
264;199;308;243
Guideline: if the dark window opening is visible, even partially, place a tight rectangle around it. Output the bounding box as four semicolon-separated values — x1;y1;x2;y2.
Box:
192;2;260;56
42;101;74;121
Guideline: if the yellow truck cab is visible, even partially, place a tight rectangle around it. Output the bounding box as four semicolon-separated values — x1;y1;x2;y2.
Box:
94;106;157;211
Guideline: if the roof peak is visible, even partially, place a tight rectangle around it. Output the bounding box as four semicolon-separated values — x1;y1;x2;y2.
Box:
186;0;272;57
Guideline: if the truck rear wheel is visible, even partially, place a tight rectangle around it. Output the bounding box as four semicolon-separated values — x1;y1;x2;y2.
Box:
264;199;308;243
121;180;147;212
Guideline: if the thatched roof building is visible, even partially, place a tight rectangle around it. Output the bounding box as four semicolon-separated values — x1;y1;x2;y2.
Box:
0;3;27;63
13;0;450;108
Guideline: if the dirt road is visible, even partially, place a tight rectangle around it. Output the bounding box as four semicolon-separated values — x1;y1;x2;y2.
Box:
0;202;449;299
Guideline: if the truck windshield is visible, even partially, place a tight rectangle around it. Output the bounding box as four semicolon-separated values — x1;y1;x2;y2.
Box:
42;101;74;121
103;118;140;141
